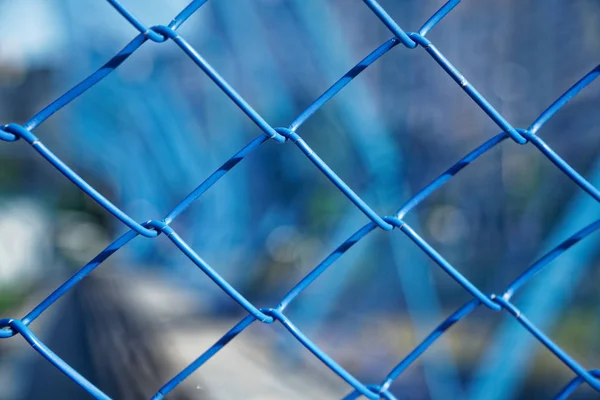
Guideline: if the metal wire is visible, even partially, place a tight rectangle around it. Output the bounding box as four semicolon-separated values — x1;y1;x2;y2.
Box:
1;0;599;398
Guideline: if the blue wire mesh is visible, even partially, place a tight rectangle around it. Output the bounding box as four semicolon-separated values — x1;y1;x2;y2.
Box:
1;0;599;398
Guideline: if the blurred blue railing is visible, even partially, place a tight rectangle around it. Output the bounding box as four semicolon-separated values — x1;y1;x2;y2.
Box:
1;0;599;398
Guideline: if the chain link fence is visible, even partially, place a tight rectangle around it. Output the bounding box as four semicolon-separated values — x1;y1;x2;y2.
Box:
1;0;599;398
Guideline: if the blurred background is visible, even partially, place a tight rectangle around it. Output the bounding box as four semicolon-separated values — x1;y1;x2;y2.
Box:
0;0;599;399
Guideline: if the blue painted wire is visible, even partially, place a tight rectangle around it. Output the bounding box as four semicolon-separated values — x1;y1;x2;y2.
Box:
164;135;269;224
277;222;377;311
150;25;284;142
502;219;600;301
523;132;600;202
399;223;501;310
22;0;212;133
470;63;600;399
360;0;527;144
1;0;599;398
1;134;278;338
152;315;257;399
396;132;509;219
0;319;111;399
168;0;210;30
22;230;139;327
3;124;158;237
282;129;393;230
156;26;392;229
417;0;461;36
379;299;481;392
556;370;600;400
361;0;416;48
279;8;451;389
342;386;397;400
283;4;463;390
158;224;274;322
288;37;400;133
105;0;166;42
529;64;600;134
345;216;600;394
494;296;600;391
269;308;379;399
408;34;526;144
